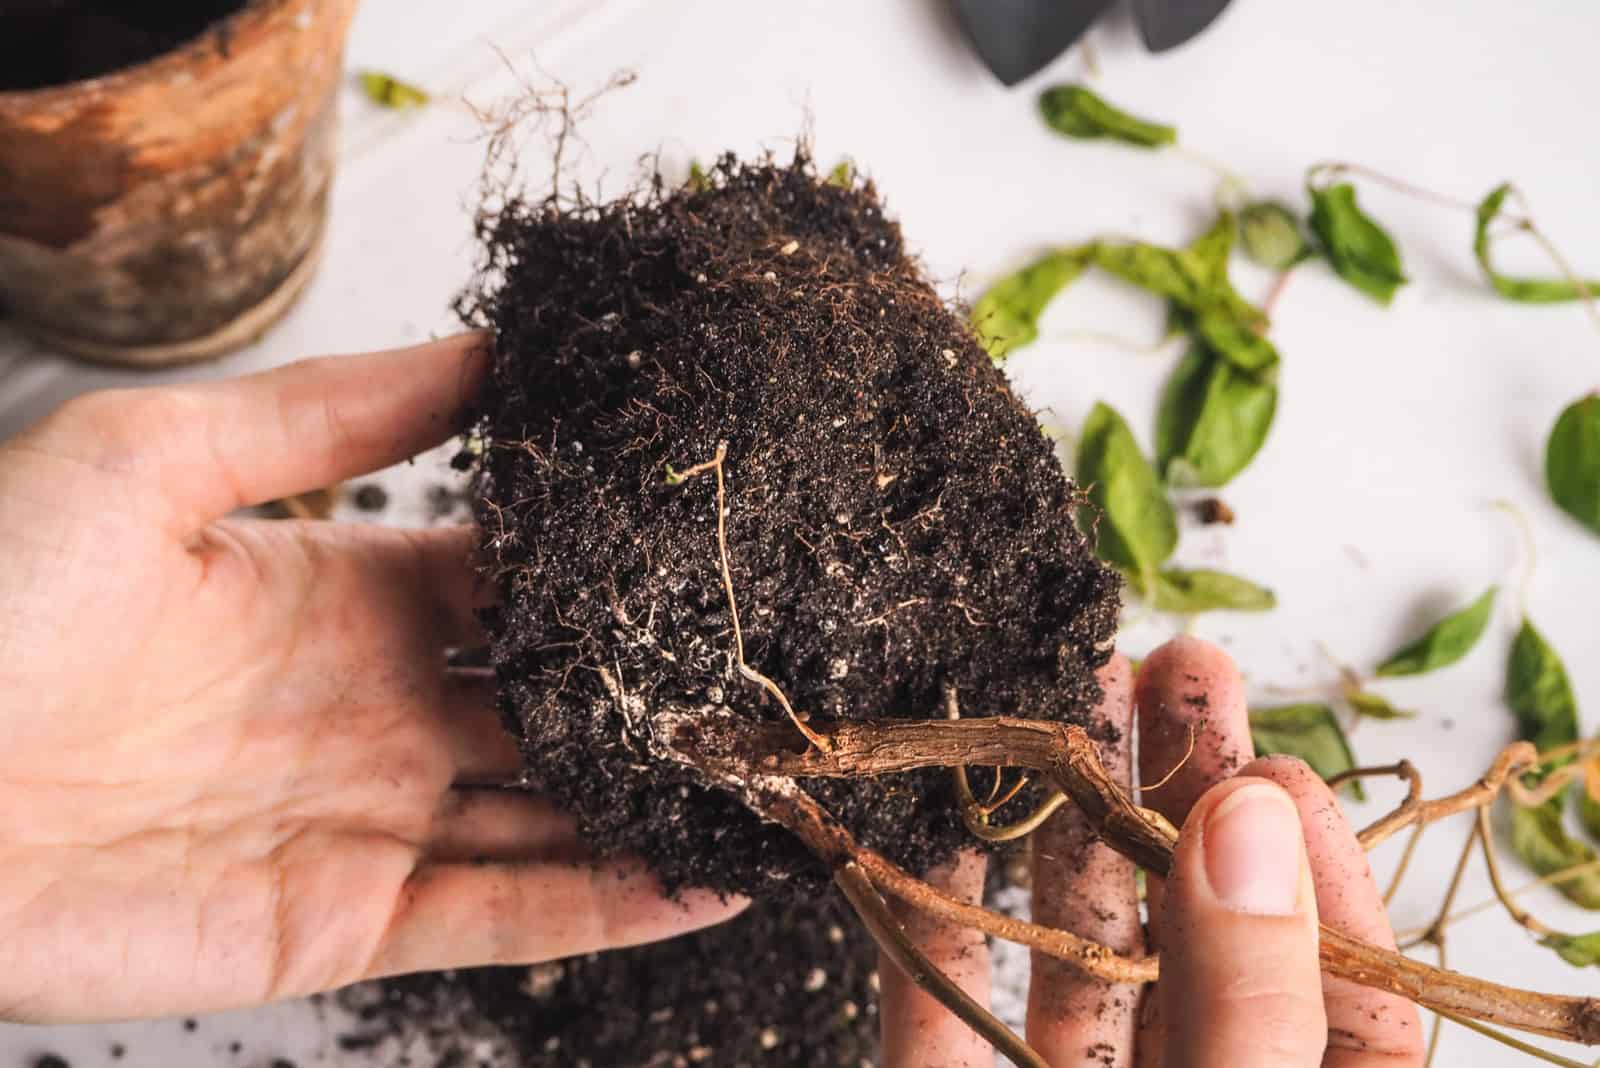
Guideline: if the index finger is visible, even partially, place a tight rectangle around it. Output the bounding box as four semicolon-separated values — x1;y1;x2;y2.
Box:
1027;653;1143;1067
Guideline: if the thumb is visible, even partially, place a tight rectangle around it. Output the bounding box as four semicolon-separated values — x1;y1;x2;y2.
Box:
1157;778;1326;1068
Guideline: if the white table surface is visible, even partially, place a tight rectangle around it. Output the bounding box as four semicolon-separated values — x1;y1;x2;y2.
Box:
3;0;1599;1064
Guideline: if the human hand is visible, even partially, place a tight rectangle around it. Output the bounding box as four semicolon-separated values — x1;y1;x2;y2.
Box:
878;637;1427;1067
0;336;741;1024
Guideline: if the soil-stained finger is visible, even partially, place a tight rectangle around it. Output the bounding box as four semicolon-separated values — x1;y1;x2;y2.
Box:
1241;756;1425;1068
878;849;993;1068
1134;636;1253;1068
438;672;525;782
1028;654;1143;1068
365;857;746;981
426;789;583;864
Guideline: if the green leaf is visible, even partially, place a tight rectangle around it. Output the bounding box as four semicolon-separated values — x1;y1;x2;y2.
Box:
1507;619;1580;757
1512;802;1600;909
1307;181;1407;305
1540;931;1600;968
827;160;854;187
1146;567;1276;613
358;70;430;109
1373;587;1497;677
1346;690;1416;720
1074;402;1178;589
686;161;710;193
1183;213;1237;288
1546;393;1600;537
1155;344;1277;487
1474;183;1600;303
1038;85;1176;148
1190;308;1281;378
1240;201;1313;270
1093;243;1209;307
971;247;1095;359
1249;704;1363;800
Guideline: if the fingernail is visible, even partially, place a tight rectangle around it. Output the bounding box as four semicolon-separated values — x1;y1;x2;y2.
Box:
1202;783;1303;915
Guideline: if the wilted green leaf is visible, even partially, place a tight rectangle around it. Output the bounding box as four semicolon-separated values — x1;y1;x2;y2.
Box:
1155;344;1277;488
971;247;1095;359
1039;85;1176;148
1190;308;1281;378
1146;567;1276;613
1540;931;1600;967
1308;181;1407;305
1546;393;1600;538
1093;243;1210;307
1474;184;1600;303
1512;802;1600;909
1183;213;1237;288
1346;690;1416;720
1249;704;1363;800
1075;402;1178;590
358;70;430;109
1507;618;1579;757
1240;201;1312;270
827;160;854;187
1373;587;1497;677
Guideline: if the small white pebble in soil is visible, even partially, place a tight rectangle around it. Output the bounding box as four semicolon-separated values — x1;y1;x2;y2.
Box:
827;925;844;943
688;1046;713;1063
868;971;880;992
841;1000;859;1021
626;350;642;369
779;240;799;256
759;1028;780;1050
942;348;957;366
804;967;828;992
695;273;707;283
834;512;850;525
544;1037;561;1053
827;658;849;680
519;962;564;1000
763;271;777;282
706;685;724;704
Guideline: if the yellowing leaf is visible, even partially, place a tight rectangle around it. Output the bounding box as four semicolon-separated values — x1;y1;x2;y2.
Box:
358;70;430;109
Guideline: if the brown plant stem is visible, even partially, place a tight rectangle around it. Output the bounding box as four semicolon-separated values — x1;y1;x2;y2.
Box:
1479;806;1556;938
834;862;1050;1068
664;711;1600;1043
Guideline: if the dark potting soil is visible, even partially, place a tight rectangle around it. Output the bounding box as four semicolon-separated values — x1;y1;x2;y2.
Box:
460;154;1121;899
369;892;879;1068
0;1;249;92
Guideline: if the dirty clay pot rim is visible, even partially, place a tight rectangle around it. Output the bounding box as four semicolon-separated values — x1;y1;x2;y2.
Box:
12;228;325;369
0;0;300;111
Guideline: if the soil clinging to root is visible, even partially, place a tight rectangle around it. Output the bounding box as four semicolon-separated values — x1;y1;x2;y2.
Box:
461;153;1121;898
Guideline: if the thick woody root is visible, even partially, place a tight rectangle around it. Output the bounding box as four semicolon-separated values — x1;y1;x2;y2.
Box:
655;707;1600;1047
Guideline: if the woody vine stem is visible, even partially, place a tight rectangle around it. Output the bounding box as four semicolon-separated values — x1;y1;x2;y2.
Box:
574;446;1600;1067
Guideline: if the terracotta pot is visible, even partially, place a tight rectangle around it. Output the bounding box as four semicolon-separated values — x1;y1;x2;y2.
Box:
0;0;361;367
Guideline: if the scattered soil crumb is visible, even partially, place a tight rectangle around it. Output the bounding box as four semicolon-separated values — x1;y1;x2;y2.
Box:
1191;497;1234;525
366;892;879;1067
